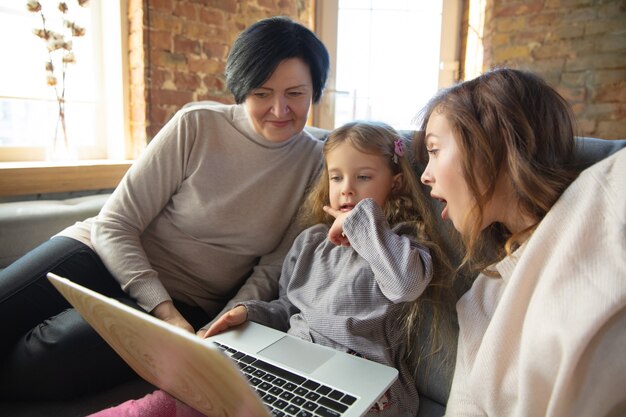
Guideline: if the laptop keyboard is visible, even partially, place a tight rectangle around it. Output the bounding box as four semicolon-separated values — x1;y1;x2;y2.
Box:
213;342;358;417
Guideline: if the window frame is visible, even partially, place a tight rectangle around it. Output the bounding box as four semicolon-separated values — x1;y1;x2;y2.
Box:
0;0;131;197
0;0;131;163
313;0;462;130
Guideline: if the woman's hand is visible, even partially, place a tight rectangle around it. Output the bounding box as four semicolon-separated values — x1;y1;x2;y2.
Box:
323;206;351;246
202;305;248;338
151;300;194;334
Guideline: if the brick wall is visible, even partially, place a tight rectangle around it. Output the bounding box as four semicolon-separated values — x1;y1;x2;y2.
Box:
128;0;625;147
480;0;626;140
128;0;314;145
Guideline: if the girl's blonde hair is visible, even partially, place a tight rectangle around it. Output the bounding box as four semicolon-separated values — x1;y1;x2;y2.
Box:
300;121;456;378
300;121;424;230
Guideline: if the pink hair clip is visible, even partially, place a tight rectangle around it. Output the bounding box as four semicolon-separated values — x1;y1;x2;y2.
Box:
393;138;405;164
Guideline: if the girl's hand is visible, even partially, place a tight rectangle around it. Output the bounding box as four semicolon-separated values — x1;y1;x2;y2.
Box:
202;305;248;338
151;300;194;334
323;205;351;246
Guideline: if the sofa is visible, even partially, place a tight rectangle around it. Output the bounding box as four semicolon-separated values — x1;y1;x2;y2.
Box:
1;127;624;417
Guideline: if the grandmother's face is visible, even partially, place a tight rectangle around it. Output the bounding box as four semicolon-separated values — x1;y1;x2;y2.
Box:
244;58;313;143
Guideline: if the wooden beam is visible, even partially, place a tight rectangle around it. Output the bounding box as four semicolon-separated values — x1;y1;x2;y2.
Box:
0;160;132;196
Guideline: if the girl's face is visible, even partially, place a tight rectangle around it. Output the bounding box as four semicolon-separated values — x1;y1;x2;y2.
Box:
326;142;402;212
421;110;534;236
244;58;313;143
420;111;475;235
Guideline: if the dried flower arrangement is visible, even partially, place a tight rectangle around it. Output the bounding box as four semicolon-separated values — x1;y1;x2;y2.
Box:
26;0;89;160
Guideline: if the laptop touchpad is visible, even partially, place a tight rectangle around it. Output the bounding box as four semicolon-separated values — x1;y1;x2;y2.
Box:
259;336;335;374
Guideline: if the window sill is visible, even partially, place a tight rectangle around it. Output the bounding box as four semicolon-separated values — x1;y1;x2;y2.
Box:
0;160;133;197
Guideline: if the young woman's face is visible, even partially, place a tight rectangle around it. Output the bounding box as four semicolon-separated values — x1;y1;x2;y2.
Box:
244;58;313;143
326;142;402;212
420;111;475;235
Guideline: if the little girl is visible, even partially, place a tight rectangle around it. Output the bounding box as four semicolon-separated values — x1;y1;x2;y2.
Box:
90;121;446;417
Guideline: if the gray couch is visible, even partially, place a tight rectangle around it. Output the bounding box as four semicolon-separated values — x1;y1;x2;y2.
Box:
1;129;624;417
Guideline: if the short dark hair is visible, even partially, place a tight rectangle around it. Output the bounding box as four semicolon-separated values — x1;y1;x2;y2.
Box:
225;16;330;104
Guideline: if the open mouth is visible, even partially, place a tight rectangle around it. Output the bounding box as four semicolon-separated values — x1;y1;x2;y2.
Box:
340;204;355;212
432;196;448;220
439;199;449;220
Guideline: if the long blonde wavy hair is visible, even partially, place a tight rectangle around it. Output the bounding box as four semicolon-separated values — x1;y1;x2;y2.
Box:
299;121;456;376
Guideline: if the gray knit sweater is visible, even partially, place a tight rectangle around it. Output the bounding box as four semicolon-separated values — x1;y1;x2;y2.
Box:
244;198;434;416
59;102;323;318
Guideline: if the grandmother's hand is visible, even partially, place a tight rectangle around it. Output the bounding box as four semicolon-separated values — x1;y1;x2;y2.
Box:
202;305;248;338
151;300;194;334
323;206;351;246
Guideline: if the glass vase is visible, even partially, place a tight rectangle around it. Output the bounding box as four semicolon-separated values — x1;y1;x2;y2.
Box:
47;114;77;162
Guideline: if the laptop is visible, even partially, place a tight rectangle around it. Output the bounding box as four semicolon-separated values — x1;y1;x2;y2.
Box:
47;272;398;417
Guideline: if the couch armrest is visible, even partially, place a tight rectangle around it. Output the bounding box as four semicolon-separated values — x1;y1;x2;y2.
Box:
0;194;110;268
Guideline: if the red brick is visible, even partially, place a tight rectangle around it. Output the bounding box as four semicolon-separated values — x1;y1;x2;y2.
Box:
152;0;174;11
598;32;626;53
150;13;183;34
495;16;528;32
528;12;560;27
576;118;597;136
533;38;595;59
188;57;223;74
598;1;626;18
199;8;226;26
151;89;194;108
203;74;225;91
174;36;201;55
566;52;626;71
152;49;188;70
545;0;594;8
562;7;598;23
594;83;626;103
278;0;296;14
196;93;233;104
174;72;201;91
183;21;227;40
555;85;586;102
597;120;626;140
210;0;238;14
585;18;626;36
590;69;626;86
548;24;584;40
151;68;173;89
174;3;198;21
203;42;229;59
561;70;590;86
493;45;530;61
150;30;173;50
495;1;545;17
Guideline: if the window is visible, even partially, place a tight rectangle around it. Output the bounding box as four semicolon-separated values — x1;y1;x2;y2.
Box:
0;0;128;162
314;0;462;130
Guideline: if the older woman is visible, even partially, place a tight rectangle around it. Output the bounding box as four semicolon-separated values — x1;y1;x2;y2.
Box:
0;16;329;400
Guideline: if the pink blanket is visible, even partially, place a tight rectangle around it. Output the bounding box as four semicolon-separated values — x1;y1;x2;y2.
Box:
88;389;206;417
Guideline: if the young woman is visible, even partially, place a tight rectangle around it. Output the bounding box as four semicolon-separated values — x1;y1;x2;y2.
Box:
90;121;453;417
419;68;626;416
0;16;330;400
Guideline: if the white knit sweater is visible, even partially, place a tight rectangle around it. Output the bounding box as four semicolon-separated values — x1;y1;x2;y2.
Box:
446;148;626;416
